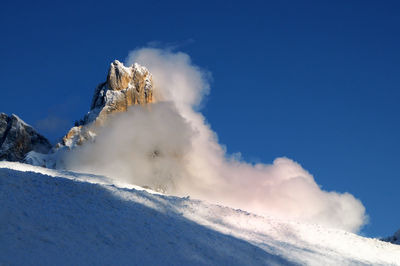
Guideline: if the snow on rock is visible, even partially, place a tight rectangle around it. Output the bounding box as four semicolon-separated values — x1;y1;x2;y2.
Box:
1;161;399;265
55;60;154;150
24;60;154;167
0;113;51;162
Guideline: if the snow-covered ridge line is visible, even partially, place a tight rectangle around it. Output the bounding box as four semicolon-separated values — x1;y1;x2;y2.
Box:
1;162;399;265
0;161;159;194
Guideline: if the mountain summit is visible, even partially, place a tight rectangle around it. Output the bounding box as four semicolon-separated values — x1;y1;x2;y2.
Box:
56;60;154;149
0;60;154;164
20;60;155;167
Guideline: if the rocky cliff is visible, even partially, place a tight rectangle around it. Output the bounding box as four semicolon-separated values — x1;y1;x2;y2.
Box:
56;60;154;149
0;113;51;162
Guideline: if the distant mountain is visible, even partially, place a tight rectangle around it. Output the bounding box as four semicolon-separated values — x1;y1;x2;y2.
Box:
382;230;400;245
0;113;51;162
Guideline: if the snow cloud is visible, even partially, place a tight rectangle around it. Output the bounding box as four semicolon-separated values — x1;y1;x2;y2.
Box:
63;48;367;232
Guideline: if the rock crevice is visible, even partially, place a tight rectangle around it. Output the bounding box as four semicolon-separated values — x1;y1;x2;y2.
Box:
0;114;12;148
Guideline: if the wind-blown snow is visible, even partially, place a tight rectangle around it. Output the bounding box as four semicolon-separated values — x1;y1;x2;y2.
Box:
60;48;367;233
1;162;399;265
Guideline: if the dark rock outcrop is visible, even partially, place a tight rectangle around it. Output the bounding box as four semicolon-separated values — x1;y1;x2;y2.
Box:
0;113;51;162
381;229;400;245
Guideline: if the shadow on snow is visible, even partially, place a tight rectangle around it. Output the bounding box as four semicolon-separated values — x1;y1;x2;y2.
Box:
0;168;298;266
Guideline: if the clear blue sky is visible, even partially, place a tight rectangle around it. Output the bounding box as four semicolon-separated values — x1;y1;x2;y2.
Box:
1;0;399;237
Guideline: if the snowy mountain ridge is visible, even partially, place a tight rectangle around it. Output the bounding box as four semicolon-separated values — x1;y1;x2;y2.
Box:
1;161;399;265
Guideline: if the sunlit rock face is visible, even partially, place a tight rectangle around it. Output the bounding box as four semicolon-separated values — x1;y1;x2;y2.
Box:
57;60;154;149
0;113;51;162
91;60;154;124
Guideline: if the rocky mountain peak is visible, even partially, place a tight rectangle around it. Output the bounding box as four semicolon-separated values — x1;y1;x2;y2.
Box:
1;60;154;165
0;113;51;162
85;60;153;125
57;60;155;149
105;60;135;91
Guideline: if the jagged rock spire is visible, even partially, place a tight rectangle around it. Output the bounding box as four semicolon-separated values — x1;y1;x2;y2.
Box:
57;60;155;149
87;60;153;125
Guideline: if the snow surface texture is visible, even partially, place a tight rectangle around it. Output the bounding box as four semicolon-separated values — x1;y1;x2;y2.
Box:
1;162;399;266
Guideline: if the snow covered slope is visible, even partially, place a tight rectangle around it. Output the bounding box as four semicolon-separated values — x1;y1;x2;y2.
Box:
1;162;399;265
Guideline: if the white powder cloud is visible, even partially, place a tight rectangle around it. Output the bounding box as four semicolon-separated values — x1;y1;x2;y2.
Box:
63;48;367;232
